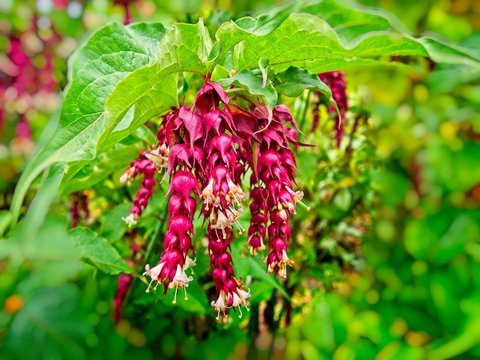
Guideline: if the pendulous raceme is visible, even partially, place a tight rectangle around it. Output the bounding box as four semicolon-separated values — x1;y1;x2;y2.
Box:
121;82;306;319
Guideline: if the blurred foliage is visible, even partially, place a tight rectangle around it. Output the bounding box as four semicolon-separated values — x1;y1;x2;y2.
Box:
1;0;480;359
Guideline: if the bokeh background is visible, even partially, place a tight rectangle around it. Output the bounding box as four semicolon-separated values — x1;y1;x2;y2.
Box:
1;0;480;359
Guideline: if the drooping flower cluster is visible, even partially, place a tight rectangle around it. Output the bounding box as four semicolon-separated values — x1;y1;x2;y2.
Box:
121;152;157;226
142;105;207;303
313;71;349;147
122;81;307;318
195;84;250;318
234;104;307;278
142;167;197;301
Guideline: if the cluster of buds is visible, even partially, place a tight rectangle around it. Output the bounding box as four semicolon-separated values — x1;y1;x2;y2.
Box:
123;81;307;319
121;152;157;226
312;71;349;147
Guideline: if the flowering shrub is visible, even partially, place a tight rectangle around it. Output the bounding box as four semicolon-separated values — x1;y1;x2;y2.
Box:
7;0;478;313
2;0;480;358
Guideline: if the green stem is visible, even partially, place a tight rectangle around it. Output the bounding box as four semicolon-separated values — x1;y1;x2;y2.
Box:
294;92;305;123
299;90;311;134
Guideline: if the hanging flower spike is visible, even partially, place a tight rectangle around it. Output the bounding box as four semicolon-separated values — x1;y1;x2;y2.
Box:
143;106;202;302
318;71;348;147
121;151;157;226
114;242;142;324
192;82;250;318
208;226;250;319
115;273;132;323
247;187;268;255
249;104;307;278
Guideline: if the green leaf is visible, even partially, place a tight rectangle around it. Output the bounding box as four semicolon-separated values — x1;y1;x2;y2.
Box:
233;13;423;72
301;0;411;45
9;23;167;225
100;203;131;242
275;67;333;99
0;211;12;237
305;0;479;65
69;227;132;275
60;142;143;195
210;64;230;82
214;2;480;74
217;69;277;109
209;1;303;65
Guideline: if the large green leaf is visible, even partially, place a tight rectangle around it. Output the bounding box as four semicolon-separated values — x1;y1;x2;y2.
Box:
302;0;480;65
214;1;480;73
69;227;132;275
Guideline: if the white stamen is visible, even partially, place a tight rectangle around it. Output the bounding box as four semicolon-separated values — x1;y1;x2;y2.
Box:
122;213;138;226
298;200;311;211
173;287;178;304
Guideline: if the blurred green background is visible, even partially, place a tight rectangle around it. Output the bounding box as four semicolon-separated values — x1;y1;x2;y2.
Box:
1;0;480;359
